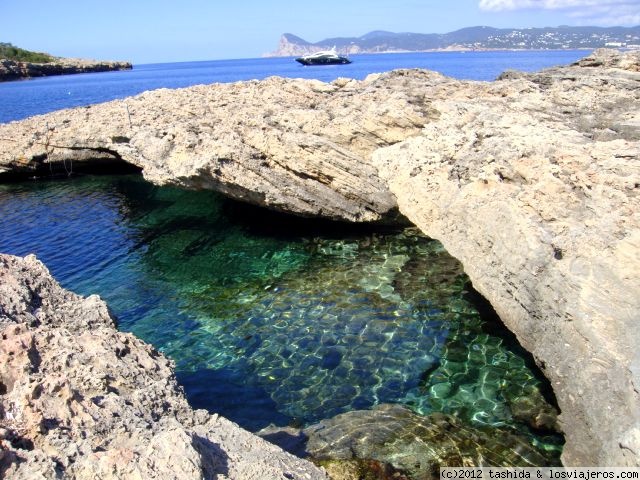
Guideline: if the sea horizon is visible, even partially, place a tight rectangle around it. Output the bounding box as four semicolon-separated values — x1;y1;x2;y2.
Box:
0;49;588;124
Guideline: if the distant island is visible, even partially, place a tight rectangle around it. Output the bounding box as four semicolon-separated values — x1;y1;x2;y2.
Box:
266;25;640;56
0;42;132;82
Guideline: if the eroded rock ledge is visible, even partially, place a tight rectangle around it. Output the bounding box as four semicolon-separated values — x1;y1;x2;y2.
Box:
0;69;438;222
0;58;132;82
0;49;638;467
0;253;327;479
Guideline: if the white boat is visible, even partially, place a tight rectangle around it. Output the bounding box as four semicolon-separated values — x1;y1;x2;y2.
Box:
295;48;351;66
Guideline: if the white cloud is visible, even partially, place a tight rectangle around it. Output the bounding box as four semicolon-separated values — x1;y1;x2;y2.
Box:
479;0;640;25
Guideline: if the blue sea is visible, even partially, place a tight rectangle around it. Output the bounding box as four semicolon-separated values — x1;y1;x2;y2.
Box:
0;51;572;466
0;50;586;124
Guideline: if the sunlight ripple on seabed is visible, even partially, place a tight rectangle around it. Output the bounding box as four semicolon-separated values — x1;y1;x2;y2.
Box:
0;174;563;465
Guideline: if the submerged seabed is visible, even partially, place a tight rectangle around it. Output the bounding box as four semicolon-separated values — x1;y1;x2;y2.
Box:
0;174;562;464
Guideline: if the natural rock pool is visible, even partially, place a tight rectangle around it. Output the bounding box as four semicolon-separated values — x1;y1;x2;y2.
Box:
0;174;563;466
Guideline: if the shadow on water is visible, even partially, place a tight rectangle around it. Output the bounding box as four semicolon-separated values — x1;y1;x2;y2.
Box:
463;286;560;413
178;368;293;429
221;196;409;240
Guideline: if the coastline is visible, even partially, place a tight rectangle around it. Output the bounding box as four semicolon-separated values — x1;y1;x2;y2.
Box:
263;47;598;57
0;58;132;82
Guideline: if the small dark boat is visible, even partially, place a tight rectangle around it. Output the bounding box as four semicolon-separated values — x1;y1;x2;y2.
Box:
295;49;351;66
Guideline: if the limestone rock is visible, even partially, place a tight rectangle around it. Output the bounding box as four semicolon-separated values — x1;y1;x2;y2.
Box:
0;253;327;480
372;50;640;466
0;58;132;82
571;48;640;71
0;70;442;222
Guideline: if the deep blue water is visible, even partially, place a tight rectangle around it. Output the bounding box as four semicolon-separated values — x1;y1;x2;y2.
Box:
0;50;587;123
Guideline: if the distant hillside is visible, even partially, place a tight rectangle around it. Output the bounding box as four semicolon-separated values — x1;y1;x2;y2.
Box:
266;26;640;56
0;42;55;63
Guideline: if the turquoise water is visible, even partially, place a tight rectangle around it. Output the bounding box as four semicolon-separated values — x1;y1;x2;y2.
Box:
0;175;562;462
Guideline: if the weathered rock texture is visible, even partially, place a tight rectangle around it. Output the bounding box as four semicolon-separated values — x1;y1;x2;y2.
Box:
373;50;640;466
0;71;437;222
0;253;327;479
0;48;638;466
0;58;132;82
571;48;640;71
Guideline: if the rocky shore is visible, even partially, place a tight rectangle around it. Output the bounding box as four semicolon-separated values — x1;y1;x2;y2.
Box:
0;48;638;468
0;58;132;82
0;253;327;479
373;49;640;466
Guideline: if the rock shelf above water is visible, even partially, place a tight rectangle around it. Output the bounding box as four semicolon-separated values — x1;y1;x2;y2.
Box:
0;48;638;467
0;67;437;222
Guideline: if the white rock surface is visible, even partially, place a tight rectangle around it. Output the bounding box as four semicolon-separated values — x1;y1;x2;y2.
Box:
0;71;442;222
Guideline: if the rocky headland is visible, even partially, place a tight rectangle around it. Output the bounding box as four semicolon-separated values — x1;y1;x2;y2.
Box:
0;48;638;469
0;71;432;222
0;58;132;82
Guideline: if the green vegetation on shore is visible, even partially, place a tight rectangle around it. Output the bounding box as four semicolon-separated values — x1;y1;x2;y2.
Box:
0;42;55;63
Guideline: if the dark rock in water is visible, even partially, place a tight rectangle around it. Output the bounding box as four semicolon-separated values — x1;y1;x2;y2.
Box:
304;404;559;479
317;458;411;480
507;391;559;433
321;348;343;370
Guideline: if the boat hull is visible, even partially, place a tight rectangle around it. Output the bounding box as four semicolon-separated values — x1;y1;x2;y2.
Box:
295;57;352;66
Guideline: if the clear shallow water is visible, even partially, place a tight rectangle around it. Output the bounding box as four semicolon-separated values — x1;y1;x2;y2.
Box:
0;175;562;462
0;50;587;123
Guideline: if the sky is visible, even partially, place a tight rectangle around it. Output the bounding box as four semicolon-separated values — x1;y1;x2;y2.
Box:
1;0;639;64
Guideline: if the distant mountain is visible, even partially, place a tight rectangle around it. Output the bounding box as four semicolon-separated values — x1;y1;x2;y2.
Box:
265;26;640;56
